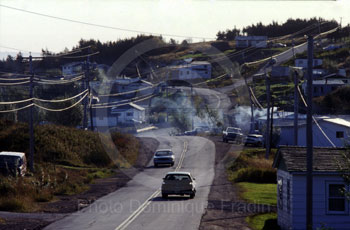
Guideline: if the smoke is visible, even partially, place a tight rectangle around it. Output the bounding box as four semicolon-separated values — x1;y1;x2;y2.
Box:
233;106;268;132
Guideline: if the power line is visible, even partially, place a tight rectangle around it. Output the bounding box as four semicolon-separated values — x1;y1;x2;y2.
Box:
0;4;215;40
92;94;154;109
97;85;155;97
0;80;30;86
33;89;88;103
0;103;33;113
33;92;87;112
297;85;336;147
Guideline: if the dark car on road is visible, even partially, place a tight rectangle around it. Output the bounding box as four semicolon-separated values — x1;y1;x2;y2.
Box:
153;149;175;167
222;127;244;143
161;172;196;199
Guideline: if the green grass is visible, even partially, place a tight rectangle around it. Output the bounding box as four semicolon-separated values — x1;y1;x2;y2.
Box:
237;182;277;206
246;212;278;230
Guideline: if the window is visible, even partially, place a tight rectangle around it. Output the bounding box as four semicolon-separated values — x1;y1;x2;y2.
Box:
327;183;347;214
127;112;133;116
313;87;318;93
278;177;283;210
336;131;344;138
320;86;324;93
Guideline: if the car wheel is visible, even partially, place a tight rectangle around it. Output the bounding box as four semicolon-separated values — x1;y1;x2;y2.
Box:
190;193;195;199
171;163;174;167
154;163;158;167
162;193;168;199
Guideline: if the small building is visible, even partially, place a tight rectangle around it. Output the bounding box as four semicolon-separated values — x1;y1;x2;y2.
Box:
168;61;211;80
278;117;350;147
235;36;267;48
62;62;84;76
301;79;350;97
273;146;350;230
295;59;323;69
92;103;145;128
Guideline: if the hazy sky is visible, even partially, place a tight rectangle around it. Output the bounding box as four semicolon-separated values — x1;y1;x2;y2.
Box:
0;0;349;59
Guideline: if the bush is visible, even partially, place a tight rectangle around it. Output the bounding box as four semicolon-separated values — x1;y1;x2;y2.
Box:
34;190;53;202
233;167;276;183
0;181;16;196
263;218;280;230
0;199;25;212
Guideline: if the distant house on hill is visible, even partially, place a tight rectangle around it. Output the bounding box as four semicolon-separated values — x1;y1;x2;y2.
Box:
273;146;350;230
235;36;267;48
167;61;211;80
301;79;350;97
62;62;84;76
295;59;323;69
92;103;146;128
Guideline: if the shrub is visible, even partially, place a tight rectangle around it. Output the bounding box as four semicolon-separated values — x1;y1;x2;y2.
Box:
34;189;53;202
262;218;280;230
0;198;25;212
0;181;16;196
233;167;276;183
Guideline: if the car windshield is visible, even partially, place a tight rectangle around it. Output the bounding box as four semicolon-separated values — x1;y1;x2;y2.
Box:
0;156;21;167
155;151;172;156
227;128;240;133
165;174;191;181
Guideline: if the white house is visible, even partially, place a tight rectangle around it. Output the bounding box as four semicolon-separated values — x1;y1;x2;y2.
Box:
62;62;84;75
235;36;267;48
278;117;350;147
295;59;323;69
168;61;211;80
92;103;145;128
273;146;350;230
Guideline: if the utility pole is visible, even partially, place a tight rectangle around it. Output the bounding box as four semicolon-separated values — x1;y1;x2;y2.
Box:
306;35;314;230
29;54;34;172
86;49;94;131
265;69;271;159
191;85;194;130
293;70;299;146
82;62;88;130
269;99;274;154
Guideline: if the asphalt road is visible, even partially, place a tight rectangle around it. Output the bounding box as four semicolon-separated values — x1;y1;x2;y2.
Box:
44;133;215;230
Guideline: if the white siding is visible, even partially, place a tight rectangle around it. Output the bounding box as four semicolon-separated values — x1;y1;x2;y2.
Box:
277;170;293;230
287;174;350;230
279;121;350;147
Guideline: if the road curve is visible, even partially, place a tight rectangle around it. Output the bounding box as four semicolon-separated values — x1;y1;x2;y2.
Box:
44;133;215;230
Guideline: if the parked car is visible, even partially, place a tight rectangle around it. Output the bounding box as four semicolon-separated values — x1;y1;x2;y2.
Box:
0;152;27;176
244;134;264;147
272;43;286;48
323;44;342;51
161;172;196;199
222;127;244;143
153;149;175;167
184;126;209;136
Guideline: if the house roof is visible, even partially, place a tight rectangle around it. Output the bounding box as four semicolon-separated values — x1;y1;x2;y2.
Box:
271;66;290;77
273;146;349;172
324;118;350;128
235;36;267;41
191;61;211;65
111;103;145;112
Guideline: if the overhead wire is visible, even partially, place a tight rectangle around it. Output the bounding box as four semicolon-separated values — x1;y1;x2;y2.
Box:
33;92;88;112
0;103;34;113
92;94;155;109
297;85;336;147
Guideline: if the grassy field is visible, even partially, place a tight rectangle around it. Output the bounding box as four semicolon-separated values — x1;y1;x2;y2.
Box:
237;182;277;205
246;212;278;230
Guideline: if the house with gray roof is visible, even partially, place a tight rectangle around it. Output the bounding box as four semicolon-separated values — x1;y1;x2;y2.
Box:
273;146;350;230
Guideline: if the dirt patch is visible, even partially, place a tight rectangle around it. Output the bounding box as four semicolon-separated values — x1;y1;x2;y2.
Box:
0;137;159;230
199;136;251;230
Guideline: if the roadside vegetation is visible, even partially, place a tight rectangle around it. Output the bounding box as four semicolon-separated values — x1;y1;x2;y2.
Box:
227;148;278;230
0;119;140;212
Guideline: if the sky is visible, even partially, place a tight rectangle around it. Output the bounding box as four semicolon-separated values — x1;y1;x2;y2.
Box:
0;0;349;59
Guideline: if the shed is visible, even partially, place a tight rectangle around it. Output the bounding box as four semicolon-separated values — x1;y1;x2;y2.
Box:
273;146;350;230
